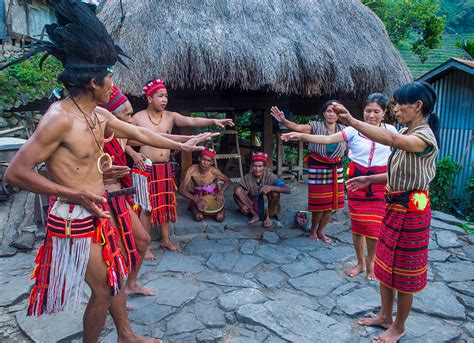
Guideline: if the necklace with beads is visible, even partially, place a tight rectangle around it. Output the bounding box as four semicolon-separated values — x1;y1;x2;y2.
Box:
147;110;163;126
71;97;113;174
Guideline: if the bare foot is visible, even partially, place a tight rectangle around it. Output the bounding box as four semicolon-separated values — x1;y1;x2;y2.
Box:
160;240;181;252
317;232;332;243
309;228;319;241
263;217;272;227
119;334;162;343
358;314;392;329
144;248;156;261
366;258;376;280
374;324;406;342
345;263;366;277
125;283;156;296
126;303;133;310
248;214;259;224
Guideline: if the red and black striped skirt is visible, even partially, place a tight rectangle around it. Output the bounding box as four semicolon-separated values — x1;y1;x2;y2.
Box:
347;162;387;239
149;163;177;226
374;190;431;293
306;152;344;212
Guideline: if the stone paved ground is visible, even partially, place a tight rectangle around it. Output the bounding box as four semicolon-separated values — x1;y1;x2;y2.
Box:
1;183;473;342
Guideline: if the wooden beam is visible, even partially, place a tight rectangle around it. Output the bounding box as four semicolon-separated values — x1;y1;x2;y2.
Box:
263;109;273;169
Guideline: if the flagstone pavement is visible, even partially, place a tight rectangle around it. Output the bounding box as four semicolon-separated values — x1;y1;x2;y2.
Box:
0;183;473;342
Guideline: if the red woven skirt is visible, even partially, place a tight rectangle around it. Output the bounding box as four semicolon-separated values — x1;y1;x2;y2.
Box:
149;163;177;226
374;190;431;293
347;162;387;239
307;152;344;212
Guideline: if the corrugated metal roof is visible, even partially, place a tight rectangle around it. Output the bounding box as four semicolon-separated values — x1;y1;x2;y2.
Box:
418;58;474;83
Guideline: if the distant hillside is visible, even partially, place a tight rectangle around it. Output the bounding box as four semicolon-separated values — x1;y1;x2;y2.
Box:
399;33;474;79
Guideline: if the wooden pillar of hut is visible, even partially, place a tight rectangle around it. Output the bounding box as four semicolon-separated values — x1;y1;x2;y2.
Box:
179;111;192;180
263;109;273;169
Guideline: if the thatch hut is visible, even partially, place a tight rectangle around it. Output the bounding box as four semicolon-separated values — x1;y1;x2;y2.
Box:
99;0;412;172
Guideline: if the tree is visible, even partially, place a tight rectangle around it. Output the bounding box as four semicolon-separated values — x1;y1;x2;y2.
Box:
363;0;446;63
440;0;474;33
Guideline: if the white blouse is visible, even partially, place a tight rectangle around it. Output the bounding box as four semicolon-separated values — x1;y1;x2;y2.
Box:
341;124;398;168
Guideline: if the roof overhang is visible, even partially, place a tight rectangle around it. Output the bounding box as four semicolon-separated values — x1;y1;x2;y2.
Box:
417;58;474;83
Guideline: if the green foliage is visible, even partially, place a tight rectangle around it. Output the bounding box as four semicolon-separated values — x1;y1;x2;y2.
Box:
0;54;62;111
440;0;474;33
363;0;446;63
455;38;474;57
430;156;461;211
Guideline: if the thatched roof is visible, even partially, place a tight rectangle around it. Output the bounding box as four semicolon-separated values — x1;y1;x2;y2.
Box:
99;0;412;98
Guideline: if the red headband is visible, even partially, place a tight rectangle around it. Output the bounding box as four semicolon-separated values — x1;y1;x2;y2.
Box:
143;79;166;98
99;84;128;112
252;152;268;163
201;148;216;160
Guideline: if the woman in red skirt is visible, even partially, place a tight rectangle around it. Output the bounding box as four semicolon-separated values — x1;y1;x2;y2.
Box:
282;93;397;280
271;101;347;243
333;82;439;343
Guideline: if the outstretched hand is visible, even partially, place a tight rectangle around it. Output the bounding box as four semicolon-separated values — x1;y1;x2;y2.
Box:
181;132;219;152
214;118;235;128
72;190;111;218
331;103;354;126
281;132;303;142
345;176;370;192
270;106;285;123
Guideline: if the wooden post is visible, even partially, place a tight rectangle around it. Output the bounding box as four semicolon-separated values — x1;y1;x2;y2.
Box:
297;141;304;182
179;111;192;180
276;132;283;177
263;109;273;169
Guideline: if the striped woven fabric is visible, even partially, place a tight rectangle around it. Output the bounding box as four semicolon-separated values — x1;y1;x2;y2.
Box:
374;191;431;293
347;162;387;239
108;194;139;271
307;152;344;212
149;163;177;226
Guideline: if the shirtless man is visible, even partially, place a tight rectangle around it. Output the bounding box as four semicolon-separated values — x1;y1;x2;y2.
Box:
130;79;234;255
179;148;231;222
2;1;211;341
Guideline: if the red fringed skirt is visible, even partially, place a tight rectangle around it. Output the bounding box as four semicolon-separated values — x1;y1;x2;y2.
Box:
374;190;431;293
306;152;344;212
347;162;387;239
149;163;177;226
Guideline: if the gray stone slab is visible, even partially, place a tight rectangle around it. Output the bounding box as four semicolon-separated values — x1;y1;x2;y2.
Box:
236;301;353;342
145;277;200;307
431;219;466;235
280;236;324;251
233;255;263;273
216;239;240;246
463;322;474;337
435;230;463;248
16;306;84;342
309;246;354;264
194;301;226;328
431;211;466;226
403;313;462;342
156;251;204;273
255;271;284;289
240;240;258;255
336;287;380;316
428;237;439;250
197;271;258;288
262;231;279;244
0;275;32;306
0;246;17;257
196;329;224;343
462;245;474;260
428;249;451;262
167;310;206;336
413;282;465;320
280;255;322;278
289;270;345;297
198;286;223;301
185;237;237;255
277;292;320;311
218;288;267;311
152;328;165;339
325;221;350;236
277;228;304;240
208;230;260;240
255;244;300;264
447;281;474;297
335;231;354;245
433;261;474;282
128;303;173;325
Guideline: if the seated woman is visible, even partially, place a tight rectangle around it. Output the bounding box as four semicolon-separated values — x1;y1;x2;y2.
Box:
179;148;231;222
234;152;291;227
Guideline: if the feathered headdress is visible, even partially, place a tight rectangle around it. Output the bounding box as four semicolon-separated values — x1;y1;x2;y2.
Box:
0;0;128;71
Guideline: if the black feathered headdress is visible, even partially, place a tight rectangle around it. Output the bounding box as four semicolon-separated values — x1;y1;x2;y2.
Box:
0;0;128;71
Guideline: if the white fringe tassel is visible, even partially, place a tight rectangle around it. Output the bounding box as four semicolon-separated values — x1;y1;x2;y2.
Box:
132;171;151;212
46;237;91;314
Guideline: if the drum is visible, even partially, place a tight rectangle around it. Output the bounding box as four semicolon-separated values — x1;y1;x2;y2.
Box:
201;194;224;215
